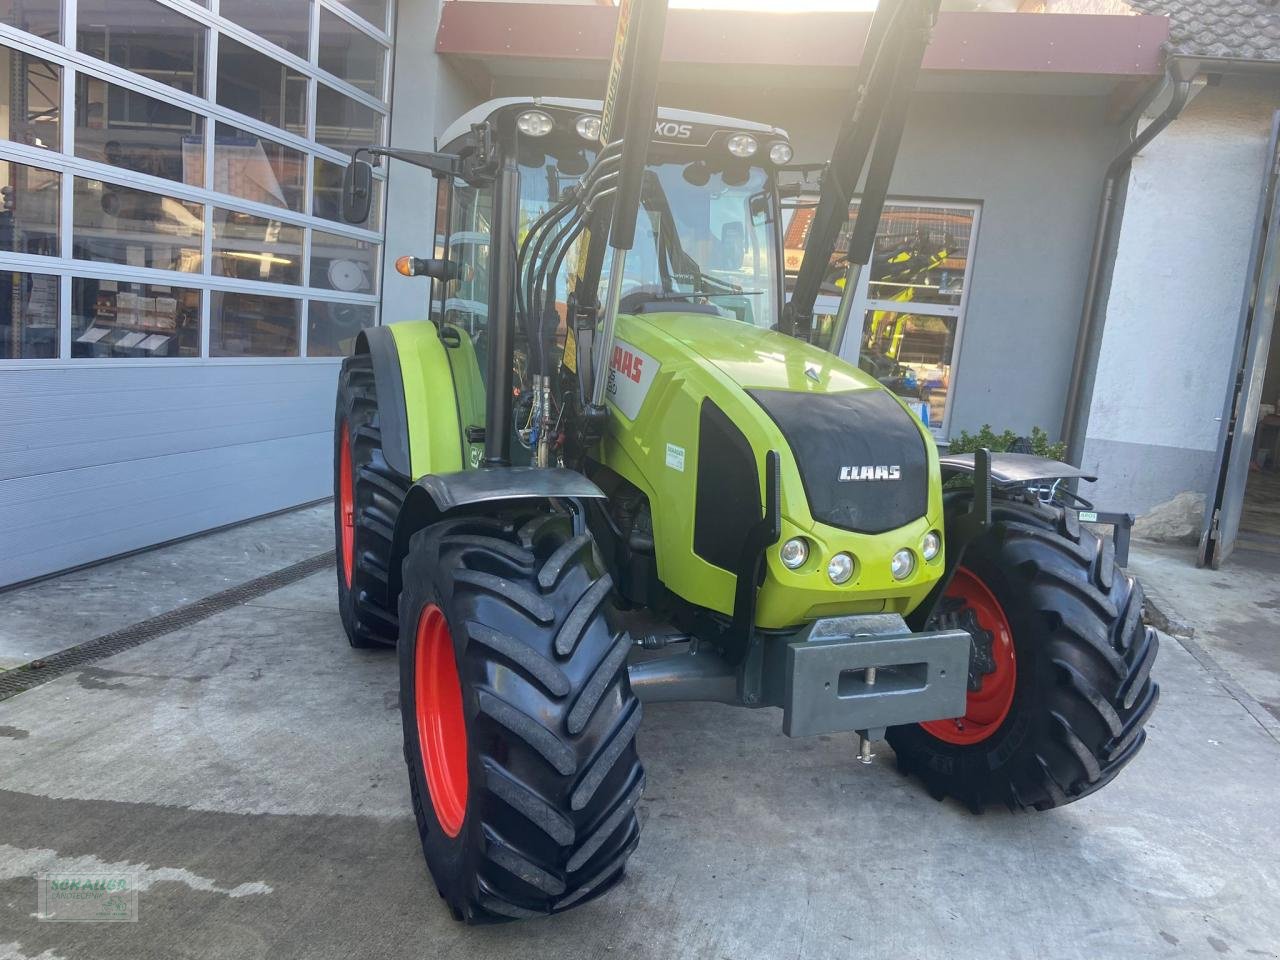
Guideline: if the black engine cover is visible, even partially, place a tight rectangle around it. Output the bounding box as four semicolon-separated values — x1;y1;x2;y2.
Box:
748;388;928;534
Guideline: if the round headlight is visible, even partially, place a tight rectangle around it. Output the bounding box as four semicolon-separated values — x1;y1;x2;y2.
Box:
727;133;759;158
828;552;855;585
890;548;916;581
768;141;793;165
516;110;554;137
921;531;941;562
779;537;809;570
575;114;602;141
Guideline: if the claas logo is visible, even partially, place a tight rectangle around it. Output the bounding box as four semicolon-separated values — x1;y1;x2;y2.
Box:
611;345;645;384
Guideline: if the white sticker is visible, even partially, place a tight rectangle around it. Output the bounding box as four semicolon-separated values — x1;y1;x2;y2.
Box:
605;339;660;420
665;443;685;472
1078;511;1098;523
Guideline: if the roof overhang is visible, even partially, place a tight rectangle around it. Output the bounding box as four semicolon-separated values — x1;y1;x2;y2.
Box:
436;3;1170;94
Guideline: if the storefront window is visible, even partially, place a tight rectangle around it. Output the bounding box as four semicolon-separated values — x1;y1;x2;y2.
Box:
216;36;307;139
73;177;204;272
210;291;300;356
220;0;311;59
0;160;59;256
0;0;60;41
318;8;385;98
71;278;200;358
308;301;374;357
333;0;387;32
74;75;205;186
315;83;382;155
1;44;61;150
311;229;377;294
213;122;306;212
0;269;59;358
77;0;207;98
212;209;304;286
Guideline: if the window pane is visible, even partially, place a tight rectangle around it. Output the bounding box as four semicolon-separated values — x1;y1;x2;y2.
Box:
0;0;59;41
219;0;310;59
0;160;59;256
73;177;204;272
315;83;383;154
308;301;372;357
216;36;307;138
332;0;387;32
313;156;381;228
318;9;385;98
212;208;303;285
858;310;955;430
77;0;207;98
866;205;974;308
0;269;59;358
1;45;60;149
74;75;205;185
210;291;300;356
214;122;306;212
311;229;377;294
71;277;200;357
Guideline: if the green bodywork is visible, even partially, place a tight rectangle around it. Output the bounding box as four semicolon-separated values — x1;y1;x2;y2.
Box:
388;309;944;631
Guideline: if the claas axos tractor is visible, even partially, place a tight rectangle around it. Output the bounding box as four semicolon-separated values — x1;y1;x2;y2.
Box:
331;0;1158;923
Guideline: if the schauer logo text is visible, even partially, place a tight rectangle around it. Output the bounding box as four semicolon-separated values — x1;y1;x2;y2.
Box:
838;465;901;481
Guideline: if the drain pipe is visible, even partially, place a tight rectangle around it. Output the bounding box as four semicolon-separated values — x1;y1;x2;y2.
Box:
1061;57;1199;464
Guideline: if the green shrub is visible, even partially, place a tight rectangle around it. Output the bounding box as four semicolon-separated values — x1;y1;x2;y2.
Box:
945;425;1067;462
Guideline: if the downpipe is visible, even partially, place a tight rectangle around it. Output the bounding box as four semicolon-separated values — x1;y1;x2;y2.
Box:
1061;59;1198;464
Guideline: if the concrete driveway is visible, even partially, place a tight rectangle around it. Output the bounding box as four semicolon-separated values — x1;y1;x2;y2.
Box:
1;510;1278;960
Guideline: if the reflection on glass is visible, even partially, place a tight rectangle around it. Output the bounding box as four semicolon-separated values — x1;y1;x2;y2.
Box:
313;156;381;228
308;301;373;357
1;45;61;149
77;0;207;97
0;269;59;358
311;229;377;294
866;205;973;308
214;122;306;212
212;209;303;285
332;0;387;32
216;36;307;138
0;160;59;256
72;177;204;272
858;310;955;429
315;83;383;155
219;0;311;58
210;291;300;356
74;75;205;185
0;0;60;40
318;9;385;98
71;278;200;358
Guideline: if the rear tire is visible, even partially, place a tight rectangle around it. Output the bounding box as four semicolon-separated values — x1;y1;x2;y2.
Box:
888;496;1159;812
398;510;644;923
334;352;410;649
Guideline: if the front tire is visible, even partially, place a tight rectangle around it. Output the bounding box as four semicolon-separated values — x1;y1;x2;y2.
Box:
888;496;1159;812
398;511;644;923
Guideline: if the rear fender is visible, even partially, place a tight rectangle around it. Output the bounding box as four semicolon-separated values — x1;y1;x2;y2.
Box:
388;467;607;600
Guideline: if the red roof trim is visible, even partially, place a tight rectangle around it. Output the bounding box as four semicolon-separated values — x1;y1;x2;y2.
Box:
436;3;1169;77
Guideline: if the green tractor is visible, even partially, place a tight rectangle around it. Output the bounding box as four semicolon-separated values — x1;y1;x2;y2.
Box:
332;0;1157;924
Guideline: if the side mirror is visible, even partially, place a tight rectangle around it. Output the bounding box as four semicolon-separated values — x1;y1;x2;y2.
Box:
341;159;374;224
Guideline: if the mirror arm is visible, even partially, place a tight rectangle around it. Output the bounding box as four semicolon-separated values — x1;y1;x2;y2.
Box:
354;144;494;186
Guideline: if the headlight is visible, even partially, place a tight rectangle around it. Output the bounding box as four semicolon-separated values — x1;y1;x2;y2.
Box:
727;133;759;158
575;114;602;141
779;537;809;570
516;110;554;137
890;548;916;581
921;531;941;562
828;552;855;585
768;141;793;165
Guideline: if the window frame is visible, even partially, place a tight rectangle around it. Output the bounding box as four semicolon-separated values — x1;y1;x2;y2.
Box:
0;0;393;367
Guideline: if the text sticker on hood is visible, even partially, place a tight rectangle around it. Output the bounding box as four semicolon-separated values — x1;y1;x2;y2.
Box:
606;340;660;420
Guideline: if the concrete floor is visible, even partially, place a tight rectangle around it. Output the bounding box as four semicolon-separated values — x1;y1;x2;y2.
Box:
2;508;1279;960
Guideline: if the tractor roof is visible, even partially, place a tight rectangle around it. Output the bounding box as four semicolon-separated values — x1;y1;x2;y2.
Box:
438;96;788;152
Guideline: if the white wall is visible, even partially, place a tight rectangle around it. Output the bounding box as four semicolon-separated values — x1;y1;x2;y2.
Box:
1083;79;1277;514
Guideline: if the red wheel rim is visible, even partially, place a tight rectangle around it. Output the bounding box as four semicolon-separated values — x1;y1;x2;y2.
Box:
339;425;355;589
920;566;1017;746
414;604;469;837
